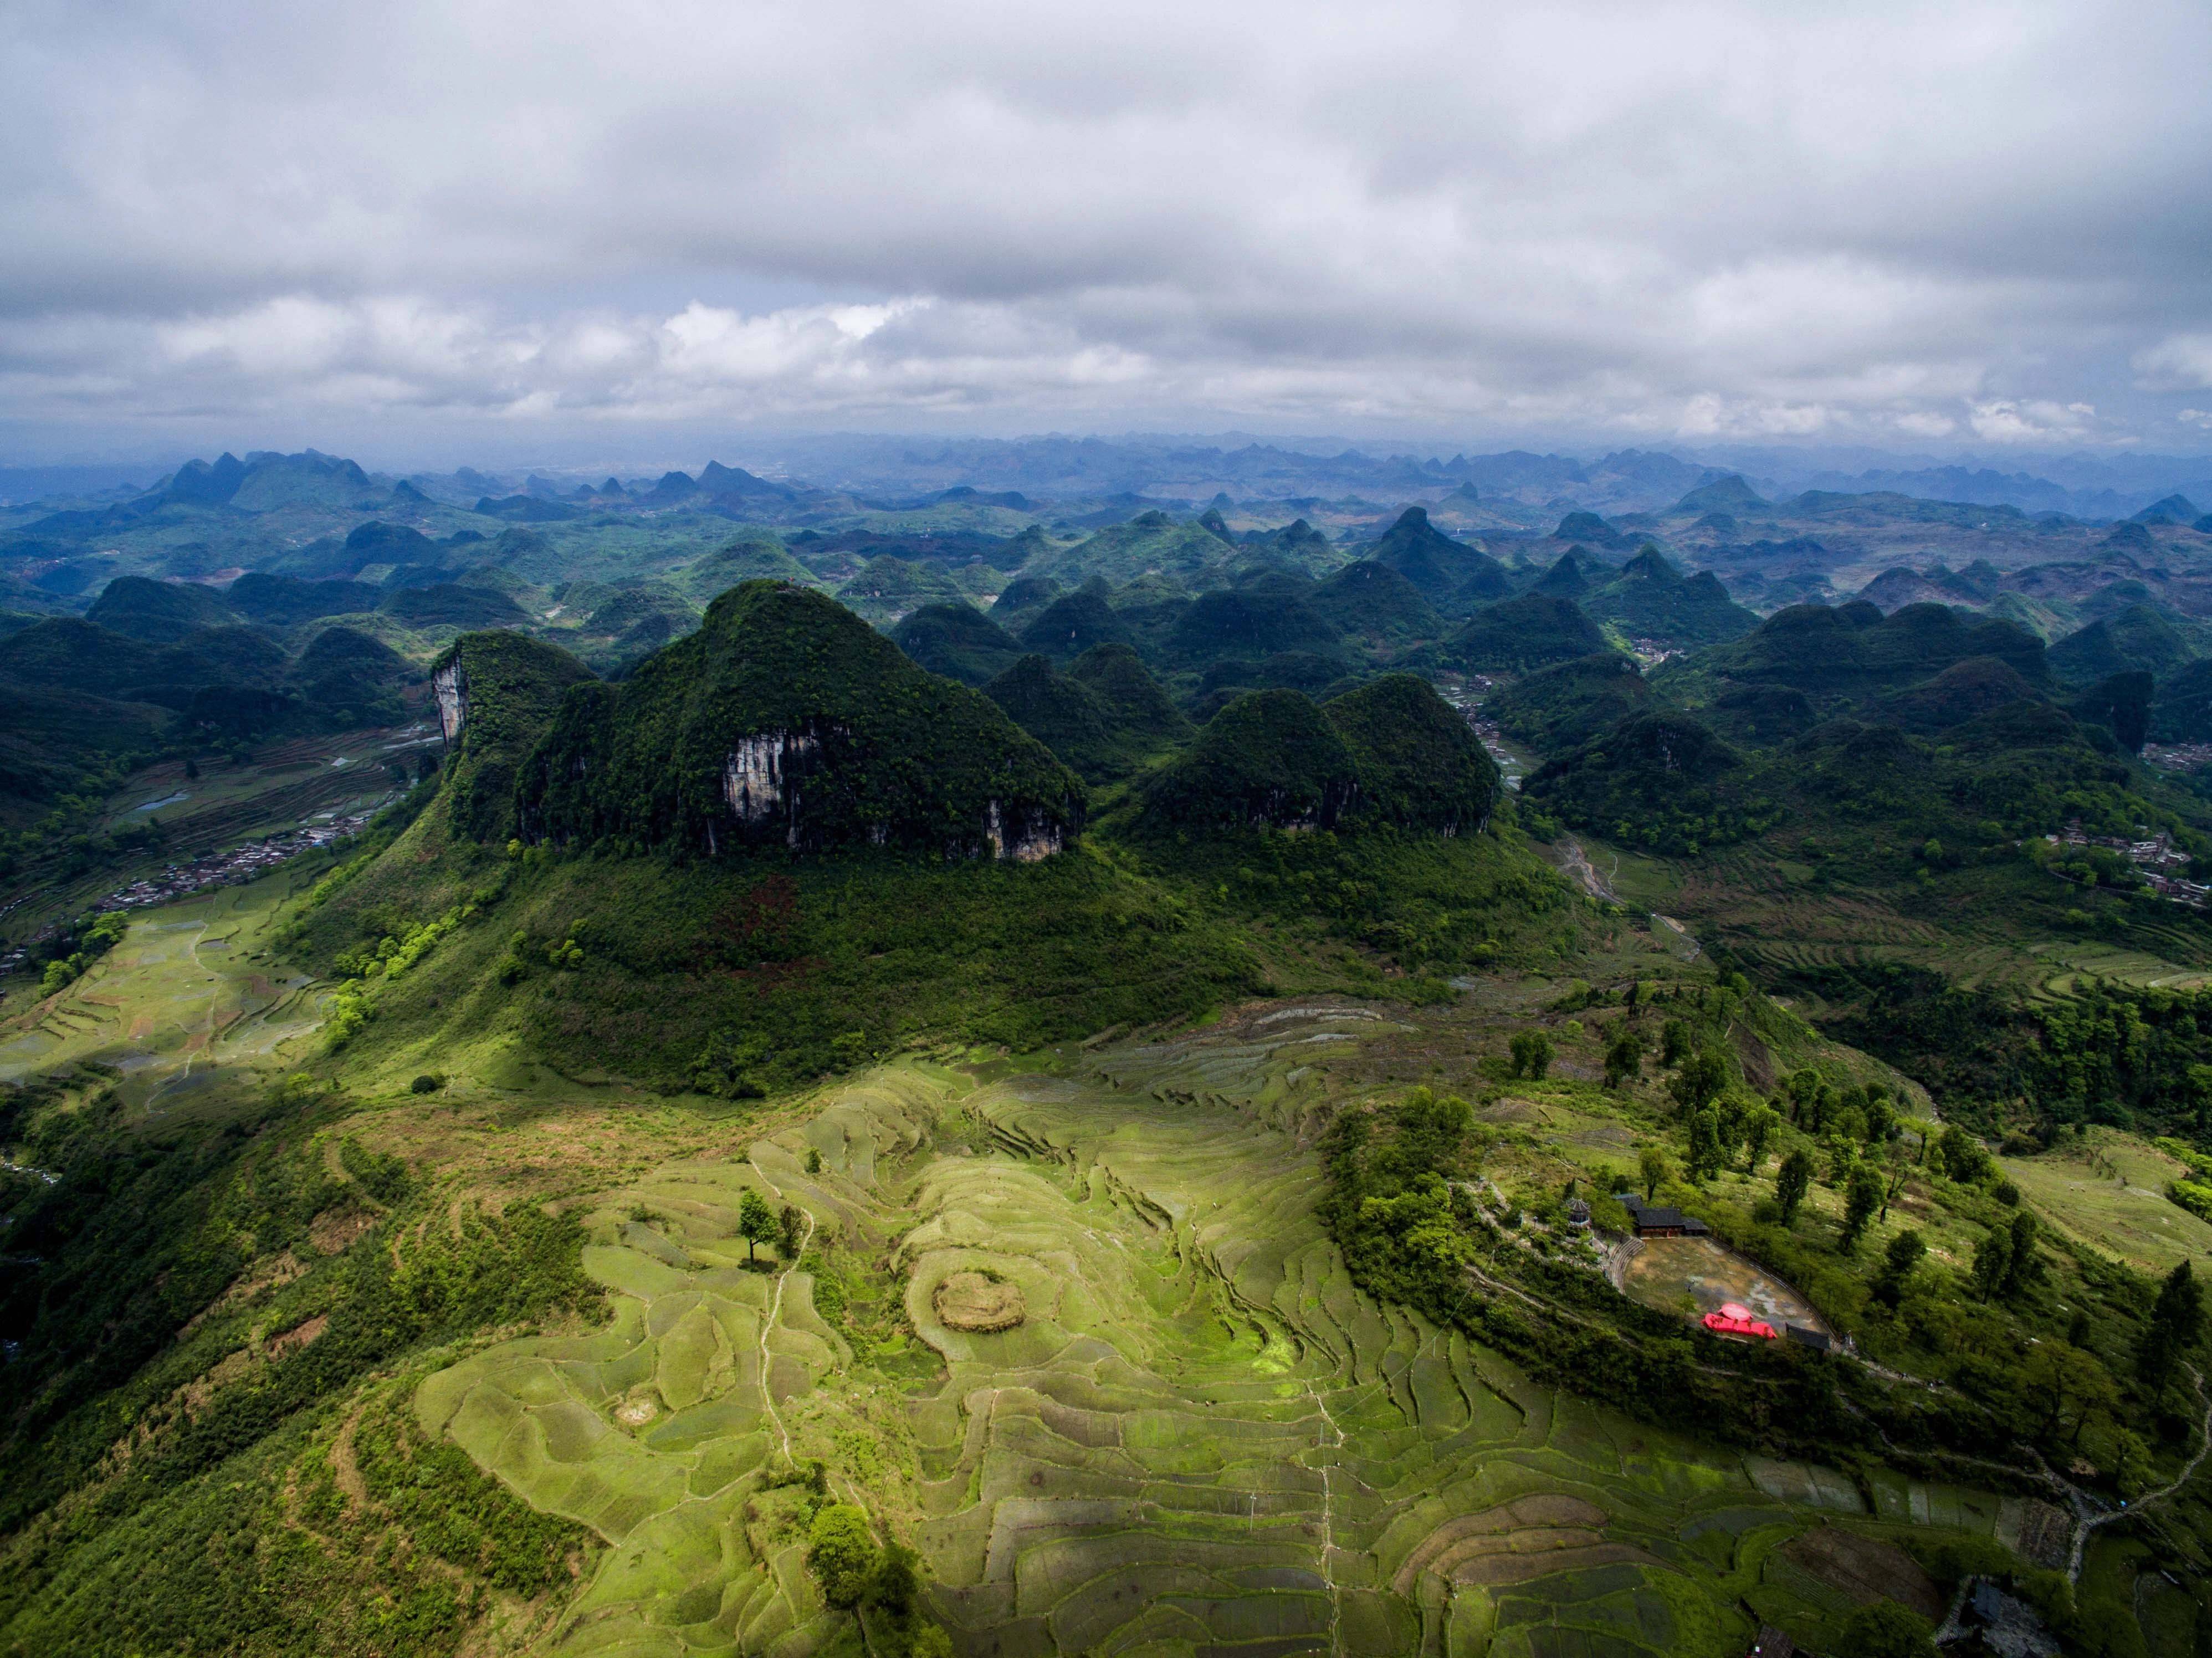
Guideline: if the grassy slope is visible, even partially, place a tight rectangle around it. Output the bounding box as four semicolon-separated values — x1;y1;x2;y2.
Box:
285;747;1586;1097
5;840;2211;1654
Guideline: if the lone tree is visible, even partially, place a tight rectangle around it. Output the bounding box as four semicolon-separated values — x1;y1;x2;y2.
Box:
778;1204;806;1260
1509;1031;1554;1081
1639;1144;1671;1200
1874;1229;1926;1307
806;1504;878;1610
1742;1104;1779;1173
738;1189;776;1262
1603;1028;1641;1088
2001;1210;2041;1296
1670;1045;1730;1117
1972;1226;2013;1300
1687;1110;1725;1185
1841;1164;1885;1251
1774;1149;1815;1224
2139;1261;2206;1387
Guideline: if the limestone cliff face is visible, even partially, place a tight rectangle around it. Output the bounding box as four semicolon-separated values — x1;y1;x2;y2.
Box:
719;728;832;848
433;659;467;744
982;799;1066;862
426;632;596;845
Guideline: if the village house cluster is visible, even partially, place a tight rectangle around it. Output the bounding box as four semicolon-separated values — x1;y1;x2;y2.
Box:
0;812;377;979
100;814;377;912
2048;819;2210;907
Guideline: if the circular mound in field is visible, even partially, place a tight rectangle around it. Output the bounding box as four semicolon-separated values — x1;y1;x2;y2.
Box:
934;1271;1025;1332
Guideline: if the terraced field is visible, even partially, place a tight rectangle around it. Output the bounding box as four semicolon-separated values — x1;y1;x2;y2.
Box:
0;872;326;1114
1594;838;2212;1000
2;721;427;939
422;1013;2031;1658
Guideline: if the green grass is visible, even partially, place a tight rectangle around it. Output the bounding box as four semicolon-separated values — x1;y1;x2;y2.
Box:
2000;1130;2212;1276
6;808;2206;1657
412;1029;2072;1658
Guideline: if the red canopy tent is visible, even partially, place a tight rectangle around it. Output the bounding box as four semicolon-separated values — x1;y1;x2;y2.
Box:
1701;1303;1778;1340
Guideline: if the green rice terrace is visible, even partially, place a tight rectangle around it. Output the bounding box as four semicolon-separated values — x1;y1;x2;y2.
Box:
9;851;2209;1657
414;1036;2038;1658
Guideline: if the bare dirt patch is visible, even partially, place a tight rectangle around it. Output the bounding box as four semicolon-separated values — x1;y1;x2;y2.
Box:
268;1313;328;1359
329;1404;369;1513
309;1205;378;1255
1779;1526;1943;1620
935;1271;1026;1332
1618;1235;1830;1335
615;1394;661;1427
180;1250;306;1338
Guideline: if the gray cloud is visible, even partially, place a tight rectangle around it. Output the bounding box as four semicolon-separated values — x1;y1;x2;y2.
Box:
3;0;2210;456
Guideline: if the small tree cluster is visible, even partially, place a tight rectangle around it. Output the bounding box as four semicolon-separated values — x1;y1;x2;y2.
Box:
1508;1030;1554;1081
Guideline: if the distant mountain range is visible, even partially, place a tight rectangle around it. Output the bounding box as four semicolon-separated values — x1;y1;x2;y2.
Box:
7;436;2212;524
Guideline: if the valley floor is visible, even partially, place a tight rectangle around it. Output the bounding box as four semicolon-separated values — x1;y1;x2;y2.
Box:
2;869;2204;1657
429;1029;2049;1658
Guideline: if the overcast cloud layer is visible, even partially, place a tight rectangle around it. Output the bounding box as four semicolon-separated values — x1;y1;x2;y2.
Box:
4;0;2211;460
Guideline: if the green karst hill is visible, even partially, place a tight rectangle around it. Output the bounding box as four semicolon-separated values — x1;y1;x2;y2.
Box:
892;602;1025;687
1017;586;1131;659
83;574;242;642
379;582;531;630
833;555;966;623
1488;652;1653;748
1165;585;1343;664
1437;592;1613;672
1366;505;1510;609
1323;673;1501;832
1873;656;2043;734
1661;600;2047;713
1580;545;1760;648
683;534;821;600
432;629;598;843
1136;676;1497;837
2153;657;2212;741
985;573;1061;630
2047;604;2195;687
227;571;380;625
1067;642;1191;749
1026;510;1231;587
0;615;163;692
1138;686;1363;831
514;581;1083;860
1308;557;1446;648
1525;709;1765;854
982;653;1123;780
1527;549;1591;597
1235;514;1335;574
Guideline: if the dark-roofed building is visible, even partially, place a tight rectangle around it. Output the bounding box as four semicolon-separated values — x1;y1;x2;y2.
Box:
1745;1628;1794;1658
1784;1324;1831;1353
1615;1193;1711;1239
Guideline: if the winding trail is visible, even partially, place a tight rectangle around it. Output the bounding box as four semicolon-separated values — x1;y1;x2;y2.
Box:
1556;838;1616;903
1308;1380;1345;1658
757;1204;817;1465
2067;1364;2210;1580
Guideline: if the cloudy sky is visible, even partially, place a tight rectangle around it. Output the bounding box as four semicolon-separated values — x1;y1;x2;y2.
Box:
4;0;2211;465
